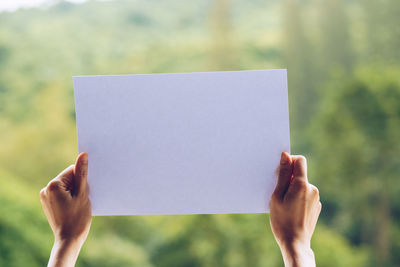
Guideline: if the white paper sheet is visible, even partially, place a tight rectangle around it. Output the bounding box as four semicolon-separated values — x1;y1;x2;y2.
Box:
73;70;290;216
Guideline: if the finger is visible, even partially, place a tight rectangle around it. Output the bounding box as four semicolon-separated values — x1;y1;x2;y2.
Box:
40;197;53;225
285;156;308;198
40;187;47;200
45;178;71;202
272;152;293;200
56;165;75;192
312;202;322;229
291;155;308;182
74;152;89;196
44;165;74;194
309;184;320;201
317;201;322;215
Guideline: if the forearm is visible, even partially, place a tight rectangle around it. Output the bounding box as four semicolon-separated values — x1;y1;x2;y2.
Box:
279;242;316;267
48;239;83;267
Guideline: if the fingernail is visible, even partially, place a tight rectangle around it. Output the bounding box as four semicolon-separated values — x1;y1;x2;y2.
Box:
81;152;88;164
280;152;289;165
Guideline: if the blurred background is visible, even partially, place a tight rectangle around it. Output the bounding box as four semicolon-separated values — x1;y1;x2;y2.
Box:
0;0;399;266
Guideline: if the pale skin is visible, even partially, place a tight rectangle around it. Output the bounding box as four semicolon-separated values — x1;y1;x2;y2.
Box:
40;152;91;267
270;152;322;267
40;152;321;267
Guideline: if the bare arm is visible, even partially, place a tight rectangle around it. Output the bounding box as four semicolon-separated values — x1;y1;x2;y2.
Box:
40;152;92;267
270;152;322;267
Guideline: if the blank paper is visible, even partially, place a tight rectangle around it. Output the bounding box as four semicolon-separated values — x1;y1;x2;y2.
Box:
73;70;290;216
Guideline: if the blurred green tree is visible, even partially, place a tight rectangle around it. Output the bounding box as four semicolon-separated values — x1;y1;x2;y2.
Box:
209;0;237;71
310;67;400;266
317;0;354;73
282;0;317;140
362;0;400;64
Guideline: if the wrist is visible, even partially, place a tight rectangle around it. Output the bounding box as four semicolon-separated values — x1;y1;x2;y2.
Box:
55;235;85;248
48;238;84;267
279;240;315;267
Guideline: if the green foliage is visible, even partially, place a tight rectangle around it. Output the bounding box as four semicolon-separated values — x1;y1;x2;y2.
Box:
313;226;369;267
310;67;400;266
0;169;52;266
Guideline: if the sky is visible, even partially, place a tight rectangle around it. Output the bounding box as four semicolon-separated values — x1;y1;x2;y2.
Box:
0;0;88;12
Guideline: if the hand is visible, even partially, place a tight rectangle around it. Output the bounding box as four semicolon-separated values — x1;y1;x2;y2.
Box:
40;152;91;267
269;152;321;267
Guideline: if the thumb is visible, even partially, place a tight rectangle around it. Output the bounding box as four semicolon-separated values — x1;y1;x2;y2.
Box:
73;152;89;196
272;152;293;200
